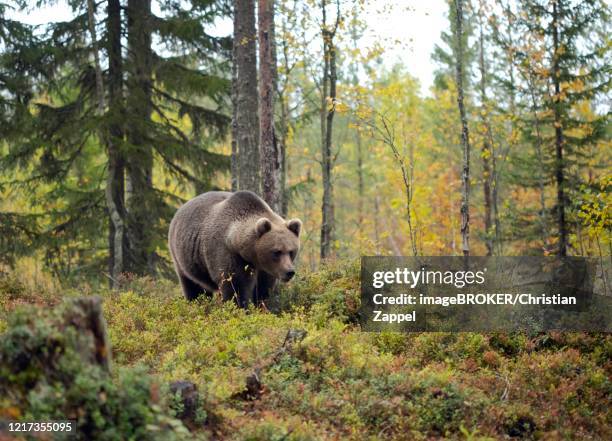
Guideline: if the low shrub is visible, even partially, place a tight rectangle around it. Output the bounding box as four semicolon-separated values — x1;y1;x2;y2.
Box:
0;299;202;441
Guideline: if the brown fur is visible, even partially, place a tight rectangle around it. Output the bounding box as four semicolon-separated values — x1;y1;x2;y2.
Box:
168;191;301;307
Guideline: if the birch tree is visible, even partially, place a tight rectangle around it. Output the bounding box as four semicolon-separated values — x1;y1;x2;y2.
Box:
453;0;472;256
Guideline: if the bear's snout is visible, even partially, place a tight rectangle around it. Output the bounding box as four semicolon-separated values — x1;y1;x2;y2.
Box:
283;270;296;282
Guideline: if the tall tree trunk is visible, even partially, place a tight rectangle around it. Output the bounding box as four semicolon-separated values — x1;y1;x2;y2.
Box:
491;143;500;252
526;72;550;251
449;176;457;254
374;193;380;254
454;0;471;256
125;0;155;275
231;33;238;192
319;0;338;260
86;0;104;113
106;0;126;287
233;0;260;193
258;0;281;212
350;26;364;231
277;12;292;217
493;1;517;256
477;6;493;256
552;0;567;256
481;139;493;256
356;129;364;228
87;0;126;287
279;92;289;217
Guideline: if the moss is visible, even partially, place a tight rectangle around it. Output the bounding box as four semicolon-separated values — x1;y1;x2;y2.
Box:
1;262;610;440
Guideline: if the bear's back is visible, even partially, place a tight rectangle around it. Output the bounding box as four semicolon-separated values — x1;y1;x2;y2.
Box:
222;191;272;220
174;191;233;224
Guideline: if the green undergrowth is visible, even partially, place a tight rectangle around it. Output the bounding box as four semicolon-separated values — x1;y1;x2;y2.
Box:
0;298;198;440
1;262;611;440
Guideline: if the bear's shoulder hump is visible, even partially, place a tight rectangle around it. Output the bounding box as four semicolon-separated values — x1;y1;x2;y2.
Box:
227;191;268;213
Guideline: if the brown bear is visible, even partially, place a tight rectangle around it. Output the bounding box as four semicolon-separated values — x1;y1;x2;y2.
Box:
168;191;302;307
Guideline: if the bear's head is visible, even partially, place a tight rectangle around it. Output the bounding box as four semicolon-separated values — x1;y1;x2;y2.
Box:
254;217;302;282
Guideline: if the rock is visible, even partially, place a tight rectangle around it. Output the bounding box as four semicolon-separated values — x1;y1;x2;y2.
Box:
244;369;263;399
169;380;199;421
231;368;263;401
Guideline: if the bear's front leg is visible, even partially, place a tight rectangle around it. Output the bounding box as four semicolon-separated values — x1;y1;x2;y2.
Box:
254;271;278;306
218;263;257;309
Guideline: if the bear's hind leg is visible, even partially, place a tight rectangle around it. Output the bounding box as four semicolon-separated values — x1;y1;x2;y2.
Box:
179;274;209;301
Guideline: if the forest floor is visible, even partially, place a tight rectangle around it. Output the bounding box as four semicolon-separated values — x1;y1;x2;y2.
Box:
0;261;610;440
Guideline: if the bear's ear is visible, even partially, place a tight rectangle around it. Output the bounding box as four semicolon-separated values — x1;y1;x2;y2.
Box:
256;218;272;237
286;218;302;237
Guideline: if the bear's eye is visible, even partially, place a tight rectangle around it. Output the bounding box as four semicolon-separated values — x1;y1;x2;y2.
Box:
272;250;283;260
289;250;296;261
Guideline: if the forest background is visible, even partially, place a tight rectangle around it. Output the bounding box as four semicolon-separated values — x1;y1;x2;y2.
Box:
0;0;609;286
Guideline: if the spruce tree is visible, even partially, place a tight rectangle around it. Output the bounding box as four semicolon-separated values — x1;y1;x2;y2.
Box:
0;0;232;281
432;0;476;92
510;0;610;255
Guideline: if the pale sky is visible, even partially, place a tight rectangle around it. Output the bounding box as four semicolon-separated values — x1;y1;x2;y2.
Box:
9;0;447;96
362;0;448;94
